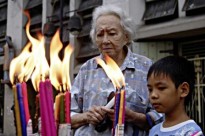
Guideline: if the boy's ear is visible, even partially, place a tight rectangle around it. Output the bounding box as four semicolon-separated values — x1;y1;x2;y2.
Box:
179;82;190;98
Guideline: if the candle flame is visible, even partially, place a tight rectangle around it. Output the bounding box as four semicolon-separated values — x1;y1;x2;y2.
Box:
50;29;74;91
95;57;119;88
104;55;125;87
62;44;74;91
23;11;49;91
9;42;32;84
50;29;63;91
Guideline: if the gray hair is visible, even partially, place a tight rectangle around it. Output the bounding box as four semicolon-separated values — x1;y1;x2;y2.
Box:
90;4;136;44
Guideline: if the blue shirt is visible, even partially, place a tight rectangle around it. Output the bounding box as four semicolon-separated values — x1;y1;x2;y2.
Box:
149;120;204;136
71;45;163;136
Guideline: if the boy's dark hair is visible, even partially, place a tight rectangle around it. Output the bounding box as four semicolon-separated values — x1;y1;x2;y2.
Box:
147;56;195;105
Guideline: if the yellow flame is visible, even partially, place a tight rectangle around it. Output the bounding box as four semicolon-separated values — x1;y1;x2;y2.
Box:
50;29;63;91
31;36;49;91
95;57;120;88
104;55;125;87
62;44;74;91
9;42;32;84
24;11;49;91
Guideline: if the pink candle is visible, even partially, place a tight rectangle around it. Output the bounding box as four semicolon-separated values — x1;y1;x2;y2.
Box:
45;79;56;136
64;91;71;123
21;82;30;125
39;81;51;136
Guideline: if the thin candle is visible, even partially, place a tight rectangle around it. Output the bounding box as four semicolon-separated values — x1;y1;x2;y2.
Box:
64;91;71;123
13;85;22;136
21;82;30;124
118;90;125;125
16;83;27;136
59;94;65;124
55;94;61;124
113;92;120;136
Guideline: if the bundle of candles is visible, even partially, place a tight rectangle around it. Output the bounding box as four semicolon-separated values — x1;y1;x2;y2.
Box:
49;29;73;136
9;42;34;136
9;11;73;136
95;55;126;136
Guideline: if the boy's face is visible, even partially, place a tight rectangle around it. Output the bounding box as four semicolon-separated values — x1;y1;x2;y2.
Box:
147;73;182;114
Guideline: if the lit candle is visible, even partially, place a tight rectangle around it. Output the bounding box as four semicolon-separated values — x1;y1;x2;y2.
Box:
13;85;22;136
45;79;56;135
64;91;71;123
55;94;61;125
39;81;51;136
59;94;65;124
21;82;30;124
113;92;120;136
117;90;125;136
16;83;27;136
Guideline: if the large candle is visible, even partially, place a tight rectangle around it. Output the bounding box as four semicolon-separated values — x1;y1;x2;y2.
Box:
45;79;56;136
39;81;51;136
16;83;27;136
13;85;22;136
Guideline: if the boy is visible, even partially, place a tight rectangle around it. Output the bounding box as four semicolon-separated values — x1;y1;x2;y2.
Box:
147;56;203;136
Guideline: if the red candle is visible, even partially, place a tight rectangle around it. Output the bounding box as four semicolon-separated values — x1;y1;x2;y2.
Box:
64;91;71;123
21;82;30;124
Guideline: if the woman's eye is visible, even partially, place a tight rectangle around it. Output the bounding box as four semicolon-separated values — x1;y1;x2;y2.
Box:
97;33;103;37
109;32;116;36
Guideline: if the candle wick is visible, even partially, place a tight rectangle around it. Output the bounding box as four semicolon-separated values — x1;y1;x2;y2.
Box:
14;74;19;84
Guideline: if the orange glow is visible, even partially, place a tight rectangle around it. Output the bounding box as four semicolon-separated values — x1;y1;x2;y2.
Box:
50;29;74;91
104;55;125;87
9;42;32;84
50;29;63;91
95;57;120;88
62;44;74;91
23;11;49;91
31;36;49;91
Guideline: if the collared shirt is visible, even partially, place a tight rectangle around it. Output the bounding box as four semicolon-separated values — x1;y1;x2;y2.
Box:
71;45;163;136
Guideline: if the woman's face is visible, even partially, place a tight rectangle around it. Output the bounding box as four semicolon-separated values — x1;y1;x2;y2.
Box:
95;14;128;58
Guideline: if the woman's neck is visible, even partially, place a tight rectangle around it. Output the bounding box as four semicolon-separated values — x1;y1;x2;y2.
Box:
111;47;127;66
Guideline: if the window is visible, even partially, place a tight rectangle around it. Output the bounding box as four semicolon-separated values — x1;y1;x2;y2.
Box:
182;0;205;16
143;0;178;24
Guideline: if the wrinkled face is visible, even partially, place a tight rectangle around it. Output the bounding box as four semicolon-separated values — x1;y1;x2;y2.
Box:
147;73;181;114
95;14;128;58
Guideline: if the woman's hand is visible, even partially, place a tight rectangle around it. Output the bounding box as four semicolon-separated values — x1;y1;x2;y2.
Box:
101;106;115;121
87;105;106;126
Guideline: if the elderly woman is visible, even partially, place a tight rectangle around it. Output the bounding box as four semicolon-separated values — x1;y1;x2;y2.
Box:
71;4;163;136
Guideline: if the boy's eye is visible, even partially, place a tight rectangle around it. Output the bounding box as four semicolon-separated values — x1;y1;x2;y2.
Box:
148;88;152;93
158;87;166;91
